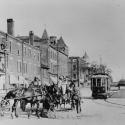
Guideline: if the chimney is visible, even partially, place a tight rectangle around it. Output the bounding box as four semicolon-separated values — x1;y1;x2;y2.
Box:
7;18;14;36
29;31;34;45
50;36;57;45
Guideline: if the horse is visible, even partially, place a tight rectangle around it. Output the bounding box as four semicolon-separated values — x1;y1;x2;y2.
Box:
20;85;44;118
4;88;23;118
70;86;82;114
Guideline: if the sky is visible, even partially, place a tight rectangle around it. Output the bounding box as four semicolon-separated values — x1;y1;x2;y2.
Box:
0;0;125;81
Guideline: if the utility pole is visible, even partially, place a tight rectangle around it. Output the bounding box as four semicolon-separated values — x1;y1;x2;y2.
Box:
57;44;59;85
77;58;80;87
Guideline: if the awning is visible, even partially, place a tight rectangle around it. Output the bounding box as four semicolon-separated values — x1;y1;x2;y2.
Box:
19;76;29;85
50;76;57;84
10;75;19;84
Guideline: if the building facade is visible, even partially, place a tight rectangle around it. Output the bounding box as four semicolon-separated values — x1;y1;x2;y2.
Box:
12;23;68;86
0;19;41;90
56;37;68;78
68;53;89;87
35;29;69;85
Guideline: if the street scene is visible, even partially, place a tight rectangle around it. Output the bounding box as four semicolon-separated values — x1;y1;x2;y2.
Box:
1;0;125;125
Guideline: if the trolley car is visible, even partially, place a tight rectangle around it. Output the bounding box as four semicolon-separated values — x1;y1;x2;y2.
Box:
91;73;111;99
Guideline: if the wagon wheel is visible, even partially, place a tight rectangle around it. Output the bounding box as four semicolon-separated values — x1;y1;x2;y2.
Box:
0;99;10;112
1;99;10;107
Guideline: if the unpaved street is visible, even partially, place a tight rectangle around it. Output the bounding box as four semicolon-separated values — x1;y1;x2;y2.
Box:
1;87;125;125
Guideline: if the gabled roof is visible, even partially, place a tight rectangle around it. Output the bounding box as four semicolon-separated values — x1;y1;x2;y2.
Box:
57;36;67;47
41;29;49;40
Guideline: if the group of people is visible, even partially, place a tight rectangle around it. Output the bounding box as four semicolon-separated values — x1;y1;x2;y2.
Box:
21;76;82;113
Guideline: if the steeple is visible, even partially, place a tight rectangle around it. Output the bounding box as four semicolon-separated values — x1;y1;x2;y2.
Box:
41;29;49;40
83;51;89;61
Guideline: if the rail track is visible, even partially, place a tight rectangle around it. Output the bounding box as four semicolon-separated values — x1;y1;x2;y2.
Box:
92;98;125;109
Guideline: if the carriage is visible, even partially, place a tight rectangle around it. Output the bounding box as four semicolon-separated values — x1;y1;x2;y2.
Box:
91;73;112;99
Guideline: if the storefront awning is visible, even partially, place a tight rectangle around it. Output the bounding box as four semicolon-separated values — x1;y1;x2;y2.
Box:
19;76;29;85
50;76;57;84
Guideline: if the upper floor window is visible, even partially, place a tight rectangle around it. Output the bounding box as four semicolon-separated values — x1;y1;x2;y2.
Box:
73;65;76;71
17;61;22;73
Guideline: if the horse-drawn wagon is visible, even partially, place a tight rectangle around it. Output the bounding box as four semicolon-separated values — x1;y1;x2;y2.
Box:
0;77;82;119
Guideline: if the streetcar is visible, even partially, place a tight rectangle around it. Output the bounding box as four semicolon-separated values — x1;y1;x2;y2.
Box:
91;73;112;99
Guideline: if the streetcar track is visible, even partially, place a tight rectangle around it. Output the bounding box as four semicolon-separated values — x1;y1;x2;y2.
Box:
92;99;125;109
105;100;125;107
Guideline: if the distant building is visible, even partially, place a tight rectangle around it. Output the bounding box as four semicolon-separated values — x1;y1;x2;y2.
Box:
0;19;40;90
68;53;89;87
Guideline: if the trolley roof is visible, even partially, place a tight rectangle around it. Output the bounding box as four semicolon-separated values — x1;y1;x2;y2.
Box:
91;74;109;78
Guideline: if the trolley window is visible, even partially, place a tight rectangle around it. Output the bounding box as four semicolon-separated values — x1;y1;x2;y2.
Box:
93;78;96;87
97;78;101;87
102;78;105;86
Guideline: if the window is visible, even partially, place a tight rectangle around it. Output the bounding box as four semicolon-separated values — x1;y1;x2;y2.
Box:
73;65;76;71
97;78;101;87
93;78;96;87
102;78;105;86
17;61;22;73
23;63;27;74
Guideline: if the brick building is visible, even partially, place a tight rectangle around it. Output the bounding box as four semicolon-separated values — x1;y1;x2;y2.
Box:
56;37;68;78
68;53;89;87
34;29;69;85
0;19;40;90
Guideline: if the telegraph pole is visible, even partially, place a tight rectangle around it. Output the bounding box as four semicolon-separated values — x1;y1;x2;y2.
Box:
77;57;80;87
57;44;59;85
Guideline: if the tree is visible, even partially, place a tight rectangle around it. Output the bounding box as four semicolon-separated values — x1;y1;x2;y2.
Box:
89;62;112;76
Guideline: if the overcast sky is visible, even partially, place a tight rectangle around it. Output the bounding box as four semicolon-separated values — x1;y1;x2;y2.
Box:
0;0;125;81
